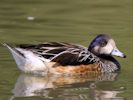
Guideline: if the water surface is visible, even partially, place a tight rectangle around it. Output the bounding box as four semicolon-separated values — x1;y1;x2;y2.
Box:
0;0;133;100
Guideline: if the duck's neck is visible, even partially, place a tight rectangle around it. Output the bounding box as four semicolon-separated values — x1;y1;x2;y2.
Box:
97;54;121;71
98;54;116;61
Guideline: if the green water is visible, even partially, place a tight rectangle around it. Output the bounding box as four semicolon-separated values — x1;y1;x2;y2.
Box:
0;0;133;100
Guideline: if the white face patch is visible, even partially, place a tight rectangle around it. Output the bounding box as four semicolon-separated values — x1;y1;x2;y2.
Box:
93;45;99;54
98;39;116;55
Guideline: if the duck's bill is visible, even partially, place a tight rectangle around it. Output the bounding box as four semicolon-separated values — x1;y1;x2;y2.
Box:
111;48;126;58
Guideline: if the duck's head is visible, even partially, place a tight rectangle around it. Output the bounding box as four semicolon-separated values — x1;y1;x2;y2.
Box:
88;34;126;58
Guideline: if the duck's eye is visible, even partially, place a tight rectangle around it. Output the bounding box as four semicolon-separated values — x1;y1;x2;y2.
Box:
100;40;107;47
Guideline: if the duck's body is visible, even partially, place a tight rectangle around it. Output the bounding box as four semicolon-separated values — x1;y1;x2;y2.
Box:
4;34;126;75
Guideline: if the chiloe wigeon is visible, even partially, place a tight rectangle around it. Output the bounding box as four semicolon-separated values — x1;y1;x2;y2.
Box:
3;34;126;75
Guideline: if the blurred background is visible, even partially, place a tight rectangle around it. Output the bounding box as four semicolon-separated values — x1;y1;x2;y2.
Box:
0;0;132;100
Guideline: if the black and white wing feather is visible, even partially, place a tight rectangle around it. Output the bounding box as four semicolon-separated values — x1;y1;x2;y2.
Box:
17;42;100;65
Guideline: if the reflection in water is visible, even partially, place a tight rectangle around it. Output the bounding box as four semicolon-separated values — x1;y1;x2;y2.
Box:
10;73;125;100
90;89;124;100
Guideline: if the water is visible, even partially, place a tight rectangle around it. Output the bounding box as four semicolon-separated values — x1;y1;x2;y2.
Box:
0;0;133;100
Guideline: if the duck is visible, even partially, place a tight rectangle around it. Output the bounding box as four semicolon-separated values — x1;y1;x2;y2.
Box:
3;34;126;75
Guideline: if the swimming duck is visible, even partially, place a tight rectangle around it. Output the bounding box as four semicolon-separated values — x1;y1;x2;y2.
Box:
4;34;126;75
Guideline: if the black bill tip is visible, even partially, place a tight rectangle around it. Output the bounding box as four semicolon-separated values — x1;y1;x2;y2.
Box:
123;54;127;58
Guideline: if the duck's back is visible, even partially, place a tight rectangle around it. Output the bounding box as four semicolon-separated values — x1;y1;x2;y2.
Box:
17;42;98;66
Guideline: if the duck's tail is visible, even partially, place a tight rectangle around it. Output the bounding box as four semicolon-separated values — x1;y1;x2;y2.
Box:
3;43;48;74
3;43;27;71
